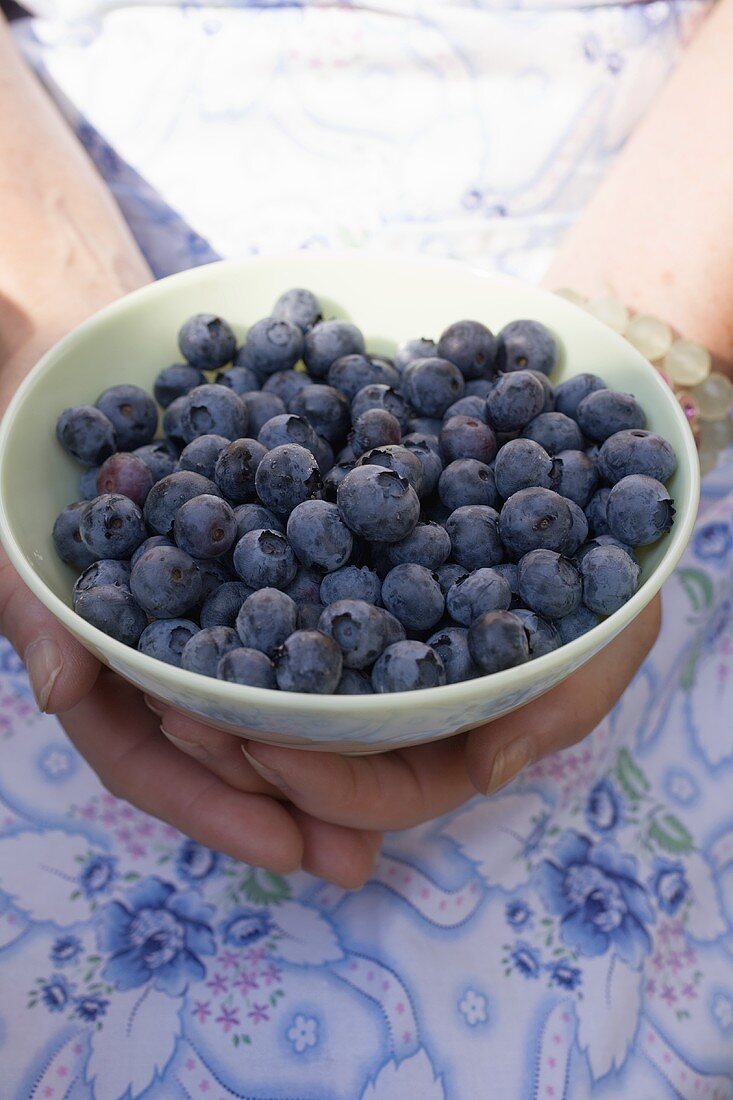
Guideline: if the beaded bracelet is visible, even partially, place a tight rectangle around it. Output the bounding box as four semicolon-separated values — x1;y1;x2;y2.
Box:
554;289;733;473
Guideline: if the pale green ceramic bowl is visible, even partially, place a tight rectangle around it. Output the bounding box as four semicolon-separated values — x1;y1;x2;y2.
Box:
0;253;699;752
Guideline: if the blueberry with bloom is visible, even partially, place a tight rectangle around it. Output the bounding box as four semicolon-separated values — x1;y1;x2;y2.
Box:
287;1013;318;1052
175;839;219;883
585;779;621;833
50;935;83;966
650;858;689;915
458;990;488;1025
96;876;215;995
510;942;541;979
535;832;654;968
79;855;117;898
220;907;273;948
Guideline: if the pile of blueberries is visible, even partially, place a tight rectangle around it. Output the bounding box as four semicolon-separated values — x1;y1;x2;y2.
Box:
52;288;677;694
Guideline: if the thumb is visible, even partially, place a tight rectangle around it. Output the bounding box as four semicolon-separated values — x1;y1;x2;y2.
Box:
0;548;100;712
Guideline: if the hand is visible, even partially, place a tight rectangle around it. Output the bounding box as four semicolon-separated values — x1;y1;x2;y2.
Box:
157;596;661;846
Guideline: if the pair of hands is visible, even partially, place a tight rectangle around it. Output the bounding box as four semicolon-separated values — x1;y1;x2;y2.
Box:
0;537;661;887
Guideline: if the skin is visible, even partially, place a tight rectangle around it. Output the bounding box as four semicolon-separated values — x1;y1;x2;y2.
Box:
1;7;732;888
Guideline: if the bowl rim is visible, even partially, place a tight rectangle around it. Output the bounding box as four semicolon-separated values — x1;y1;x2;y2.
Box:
0;251;701;715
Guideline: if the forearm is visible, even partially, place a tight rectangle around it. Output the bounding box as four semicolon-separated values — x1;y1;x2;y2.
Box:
0;16;150;403
545;0;733;373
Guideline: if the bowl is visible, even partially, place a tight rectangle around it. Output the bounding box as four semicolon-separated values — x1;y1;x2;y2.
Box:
0;252;699;752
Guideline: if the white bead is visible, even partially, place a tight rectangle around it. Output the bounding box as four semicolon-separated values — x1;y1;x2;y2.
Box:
699;415;733;451
690;371;733;420
586;296;630;333
698;447;718;475
664;340;711;387
554;288;586;307
624;315;673;362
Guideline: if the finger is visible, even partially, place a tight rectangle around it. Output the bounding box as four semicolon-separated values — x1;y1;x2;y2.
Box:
465;594;663;795
61;671;304;874
0;548;99;712
290;807;382;890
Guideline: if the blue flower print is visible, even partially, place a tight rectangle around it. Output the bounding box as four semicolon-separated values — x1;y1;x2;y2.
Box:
50;935;83;966
650;859;689;915
535;831;654;969
510;942;541;979
505;899;532;928
585;779;621;833
79;855;117;898
40;975;72;1012
548;961;582;991
96;877;215;996
73;994;109;1022
693;521;732;563
221;907;273;948
175;840;219;883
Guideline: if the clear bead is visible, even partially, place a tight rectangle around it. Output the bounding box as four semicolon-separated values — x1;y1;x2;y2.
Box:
664;340;711;387
698;447;718;475
586;296;630;333
690;371;733;421
554;288;586;307
625;315;673;362
699;415;733;451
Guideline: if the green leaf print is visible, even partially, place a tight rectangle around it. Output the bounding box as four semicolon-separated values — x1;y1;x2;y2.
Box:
241;869;292;905
678;569;714;614
615;749;650;801
648;813;695;855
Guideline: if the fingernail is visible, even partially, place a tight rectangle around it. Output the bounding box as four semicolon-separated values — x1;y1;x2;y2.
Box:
241;747;292;794
485;737;535;796
24;637;63;713
161;727;210;762
144;695;165;717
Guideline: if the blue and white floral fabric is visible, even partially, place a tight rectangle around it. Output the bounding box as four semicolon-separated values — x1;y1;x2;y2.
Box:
3;0;733;1095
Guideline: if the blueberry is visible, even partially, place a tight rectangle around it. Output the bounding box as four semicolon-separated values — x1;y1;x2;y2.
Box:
337;465;420;543
237;317;304;377
233;503;284;540
131;535;173;567
79;467;101;500
394;337;438;372
96;385;158;451
381;564;445;632
350;409;402;456
320;565;382;606
499;487;574;559
444;395;489;423
446;567;512;626
242;392;287;437
518;549;582;619
56;405;116;467
322;461;356;502
232;529;298;590
154;364;207;408
511;609;561;658
439;416;498;465
130;544;202;617
52;502;100;570
135;440;179;483
274;630;343;693
262;370;314;405
606;474;675;546
304;320;366;380
445;505;503;569
495;319;557;376
200;581;253;629
217;647;277;688
178;313;236;371
290;384;351;443
528;371;555;413
580;544;641;615
174;494;236;558
351;384;410;431
215;365;260;396
552;449;598;507
553;373;606;419
214;439;268;503
144;471;222;537
401;436;444;496
493;438;554;499
298;603;325;630
335;669;375;694
598;429;677;485
468;611;530;674
284;567;325;606
319;599;401;669
425;627;477;683
162;398;189;452
565;500;590;557
372;640;446;693
407;416;444;438
138;619;199;667
359;444;424;494
405;357;465;418
521;411;584;455
464;379;495;399
485;370;545;432
585;487;612;536
286;500;353;572
191;557;232;599
254;443;322;515
328;354;399;401
437;320;497;380
179;435;229;480
436;563;469;595
72;559;131;605
557;604;600;644
181;626;241;677
492;561;519;595
79;493;146;560
178;384;248;444
235;587;298;656
272;287;322;332
257;413;319;454
576;390;646;443
438;459;498;511
74;585;147;646
387;521;451;570
312;435;334;475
